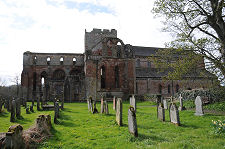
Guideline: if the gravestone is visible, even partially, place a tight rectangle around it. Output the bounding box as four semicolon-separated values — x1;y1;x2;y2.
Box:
157;103;165;121
169;103;180;126
128;107;138;137
30;105;34;113
90;99;93;113
178;94;184;111
54;101;60;123
10;100;16;122
163;99;168;110
101;98;104;114
87;99;90;111
113;96;116;110
130;94;136;112
92;101;98;114
195;96;204;116
0;99;3;112
26;106;30;114
15;98;21;118
37;95;40;111
104;101;109;114
116;98;122;126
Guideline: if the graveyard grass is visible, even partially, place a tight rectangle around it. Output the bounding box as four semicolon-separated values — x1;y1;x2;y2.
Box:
1;102;225;149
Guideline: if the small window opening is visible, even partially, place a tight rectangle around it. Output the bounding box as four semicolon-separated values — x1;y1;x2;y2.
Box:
101;66;106;88
47;57;51;65
73;57;77;65
60;57;64;65
136;59;140;67
33;56;37;64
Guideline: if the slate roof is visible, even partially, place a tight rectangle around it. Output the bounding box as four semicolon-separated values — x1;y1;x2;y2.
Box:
133;46;163;56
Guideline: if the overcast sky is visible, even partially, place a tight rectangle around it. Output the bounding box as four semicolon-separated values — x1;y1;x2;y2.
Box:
0;0;171;85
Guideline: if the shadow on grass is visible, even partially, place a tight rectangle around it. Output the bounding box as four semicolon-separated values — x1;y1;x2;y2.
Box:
56;120;77;127
0;111;9;117
138;124;154;130
128;133;167;143
15;117;32;124
58;112;73;121
181;123;199;129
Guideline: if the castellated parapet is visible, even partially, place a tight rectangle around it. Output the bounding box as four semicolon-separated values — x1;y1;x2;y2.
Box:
85;28;117;51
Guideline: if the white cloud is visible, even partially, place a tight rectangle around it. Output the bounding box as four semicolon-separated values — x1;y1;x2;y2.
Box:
0;0;172;85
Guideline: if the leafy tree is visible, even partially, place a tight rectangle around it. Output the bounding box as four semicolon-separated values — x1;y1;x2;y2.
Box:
152;0;225;84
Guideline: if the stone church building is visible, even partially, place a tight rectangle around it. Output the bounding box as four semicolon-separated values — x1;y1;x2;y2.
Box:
21;28;213;102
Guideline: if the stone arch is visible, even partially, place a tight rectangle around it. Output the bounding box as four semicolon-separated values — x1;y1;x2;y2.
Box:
103;37;125;58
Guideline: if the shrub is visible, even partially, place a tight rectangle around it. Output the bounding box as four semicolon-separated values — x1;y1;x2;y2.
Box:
211;120;225;136
143;94;158;102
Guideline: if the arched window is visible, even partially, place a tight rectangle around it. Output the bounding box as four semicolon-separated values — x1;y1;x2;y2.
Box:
33;56;37;65
101;66;106;88
47;57;51;65
53;69;65;80
60;57;64;65
115;65;119;88
176;84;179;93
73;57;77;65
168;84;171;94
158;84;162;94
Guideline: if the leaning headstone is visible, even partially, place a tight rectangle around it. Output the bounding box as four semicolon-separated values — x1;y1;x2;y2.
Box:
178;95;184;111
92;101;98;114
116;98;122;126
157;103;165;121
113;96;116;110
128;107;138;137
169;103;180;126
37;95;40;111
16;98;21;118
10;100;16;122
163;99;168;110
130;94;136;112
195;96;204;116
104;101;109;115
101;98;104;114
30;105;34;113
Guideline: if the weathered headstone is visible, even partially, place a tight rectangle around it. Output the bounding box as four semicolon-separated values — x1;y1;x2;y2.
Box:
26;106;30;114
10;100;16;122
101;98;104;114
130;94;136;112
163;99;168;110
90;99;93;113
116;98;122;126
30;105;34;113
157;103;165;121
37;95;40;111
92;100;98;114
104;101;109;114
54;101;60;123
15;98;21;118
178;94;184;111
87;99;90;111
169;103;180;126
0;99;3;112
128;107;138;137
195;96;204;116
113;96;116;110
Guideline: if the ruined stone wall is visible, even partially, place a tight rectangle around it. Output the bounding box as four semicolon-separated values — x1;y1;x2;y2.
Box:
21;52;85;101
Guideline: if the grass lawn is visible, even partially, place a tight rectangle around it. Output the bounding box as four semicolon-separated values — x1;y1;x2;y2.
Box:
1;101;225;149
